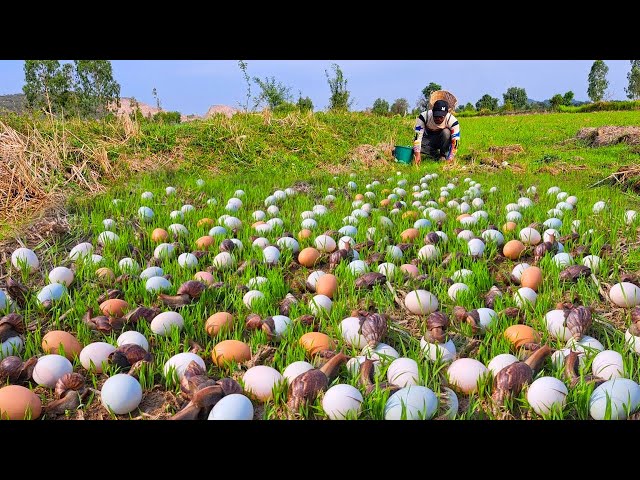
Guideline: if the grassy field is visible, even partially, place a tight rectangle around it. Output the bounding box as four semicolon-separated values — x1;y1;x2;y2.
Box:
1;110;639;420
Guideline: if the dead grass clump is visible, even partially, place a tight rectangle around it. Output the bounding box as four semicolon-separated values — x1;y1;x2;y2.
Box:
488;144;524;159
537;162;589;175
576;126;640;146
349;142;395;168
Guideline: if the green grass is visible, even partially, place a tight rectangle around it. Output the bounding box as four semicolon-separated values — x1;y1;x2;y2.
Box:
1;109;640;420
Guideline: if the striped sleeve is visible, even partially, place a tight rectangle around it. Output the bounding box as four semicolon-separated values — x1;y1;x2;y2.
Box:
413;112;427;152
446;114;460;160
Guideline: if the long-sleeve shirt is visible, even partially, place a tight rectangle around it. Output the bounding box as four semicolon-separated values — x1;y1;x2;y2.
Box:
413;109;460;159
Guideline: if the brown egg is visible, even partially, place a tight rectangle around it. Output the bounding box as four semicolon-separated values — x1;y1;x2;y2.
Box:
381;189;391;196
457;213;472;221
0;385;42;420
380;199;391;207
400;264;419;277
151;228;169;242
252;221;266;229
438;196;447;203
503;240;526;260
299;332;334;356
95;267;115;284
195;235;214;250
205;312;234;336
42;330;83;360
298;247;321;267
194;271;215;285
298;229;312;240
520;266;543;291
211;340;251;367
315;273;338;298
100;298;130;317
504;325;540;349
401;228;419;242
197;218;214;228
402;211;418;220
355;194;364;201
502;222;517;232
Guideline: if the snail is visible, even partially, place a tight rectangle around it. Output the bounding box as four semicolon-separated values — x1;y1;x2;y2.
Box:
171;361;242;420
492;345;552;406
0;355;37;384
45;373;89;415
0;314;25;343
159;280;207;307
287;353;349;411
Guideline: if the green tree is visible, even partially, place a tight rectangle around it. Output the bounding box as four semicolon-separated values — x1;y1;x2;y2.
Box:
463;102;475;111
563;90;574;106
296;94;313;112
238;60;252;111
390;98;409;116
23;60;74;114
417;82;442;111
502;87;528;110
252;76;292;110
325;63;352;111
152;87;161;110
371;98;389;116
475;94;499;111
587;60;609;102
73;60;121;118
549;94;564;110
625;60;640;100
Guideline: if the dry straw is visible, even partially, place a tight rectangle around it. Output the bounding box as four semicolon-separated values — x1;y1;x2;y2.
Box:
429;90;458;112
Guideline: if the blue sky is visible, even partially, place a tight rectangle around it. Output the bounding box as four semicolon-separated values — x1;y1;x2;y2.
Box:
0;60;634;116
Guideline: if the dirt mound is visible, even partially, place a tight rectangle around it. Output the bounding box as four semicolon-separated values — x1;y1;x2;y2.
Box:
205;105;239;119
349;142;395;167
488;144;524;159
576;126;640;146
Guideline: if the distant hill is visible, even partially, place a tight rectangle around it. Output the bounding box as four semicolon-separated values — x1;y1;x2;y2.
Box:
0;93;26;113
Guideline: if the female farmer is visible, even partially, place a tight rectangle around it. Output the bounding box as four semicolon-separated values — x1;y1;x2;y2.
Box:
412;99;460;164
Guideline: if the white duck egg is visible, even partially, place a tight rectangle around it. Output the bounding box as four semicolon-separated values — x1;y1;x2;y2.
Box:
164;352;206;381
452;269;473;282
309;294;332;315
387;358;419;387
592;350;624;380
117;331;149;351
262;246;280;265
447;358;489;394
178;253;198;269
515;287;537;308
243;366;283;402
467;238;485;256
208;394;254;420
137;207;154;222
314;235;337;253
592;201;606;214
213;252;235;269
544;309;572;341
487;353;519;376
340;317;367;348
243;290;265;309
80;342;116;373
420;337;456;362
519;227;541;245
36;283;67;305
527;376;568;416
348;260;368;276
282;361;314;384
153;243;175;260
511;263;531;283
11;248;39;273
145;276;172;293
48;266;74;287
609;282;640;307
482;229;505;245
625;210;638;225
101;374;143;415
582;255;601;273
170;210;184;221
0;336;23;359
384;386;438;420
448;283;469;301
322;384;363;420
590;378;640;420
417;245;440;262
103;218;116;230
404;290;438;315
552;253;573;268
306;271;326;291
32;354;73;388
150;311;184;335
69;242;93;260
